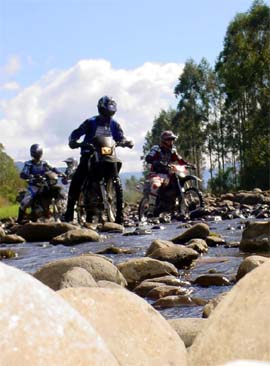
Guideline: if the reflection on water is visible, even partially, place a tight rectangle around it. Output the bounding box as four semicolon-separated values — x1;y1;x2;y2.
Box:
1;218;255;319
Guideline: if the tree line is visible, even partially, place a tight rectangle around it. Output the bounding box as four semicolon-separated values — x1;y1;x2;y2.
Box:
143;0;269;192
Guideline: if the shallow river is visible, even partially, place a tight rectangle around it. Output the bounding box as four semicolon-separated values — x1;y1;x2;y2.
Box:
3;218;250;319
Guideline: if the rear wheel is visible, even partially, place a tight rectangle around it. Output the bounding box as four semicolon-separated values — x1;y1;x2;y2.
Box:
183;188;204;214
105;177;123;224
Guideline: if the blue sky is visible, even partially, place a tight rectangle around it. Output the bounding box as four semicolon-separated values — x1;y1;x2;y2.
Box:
0;0;255;171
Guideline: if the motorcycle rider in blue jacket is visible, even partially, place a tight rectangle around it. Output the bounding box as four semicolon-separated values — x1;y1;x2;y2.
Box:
17;144;63;223
63;96;134;222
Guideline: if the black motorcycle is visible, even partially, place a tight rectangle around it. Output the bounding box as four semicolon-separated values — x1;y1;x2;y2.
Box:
17;171;66;222
76;136;126;224
138;164;204;221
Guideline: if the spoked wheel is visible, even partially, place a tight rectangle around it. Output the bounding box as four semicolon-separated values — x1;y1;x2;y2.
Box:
106;177;123;224
138;196;150;222
183;188;204;214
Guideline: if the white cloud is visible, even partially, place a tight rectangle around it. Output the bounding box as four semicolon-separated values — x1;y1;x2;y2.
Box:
1;56;21;76
0;59;183;172
0;82;20;91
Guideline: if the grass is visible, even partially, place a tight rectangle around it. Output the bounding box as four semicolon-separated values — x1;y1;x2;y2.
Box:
0;204;19;220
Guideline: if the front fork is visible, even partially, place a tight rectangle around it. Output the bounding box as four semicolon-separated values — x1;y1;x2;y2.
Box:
176;178;186;214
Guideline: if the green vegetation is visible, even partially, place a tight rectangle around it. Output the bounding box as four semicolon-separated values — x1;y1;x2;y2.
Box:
143;0;270;191
0;144;25;204
123;175;143;204
0;204;19;220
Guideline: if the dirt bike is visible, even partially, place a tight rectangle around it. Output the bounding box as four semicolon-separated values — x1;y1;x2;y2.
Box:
138;164;204;221
17;171;66;222
76;136;127;224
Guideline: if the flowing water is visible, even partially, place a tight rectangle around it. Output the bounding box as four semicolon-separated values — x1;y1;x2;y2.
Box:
2;218;250;319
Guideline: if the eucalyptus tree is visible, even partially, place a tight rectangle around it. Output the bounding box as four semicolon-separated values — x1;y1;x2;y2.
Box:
215;0;270;189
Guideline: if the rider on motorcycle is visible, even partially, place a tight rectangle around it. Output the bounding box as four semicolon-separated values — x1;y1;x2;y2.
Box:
63;95;134;222
17;144;64;223
145;130;195;217
61;157;78;184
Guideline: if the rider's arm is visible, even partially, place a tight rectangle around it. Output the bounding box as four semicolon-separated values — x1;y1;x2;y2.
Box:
68;119;92;148
20;161;32;180
173;151;195;168
111;120;134;148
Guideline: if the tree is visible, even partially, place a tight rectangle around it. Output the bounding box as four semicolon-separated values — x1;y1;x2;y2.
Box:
0;143;25;204
215;0;270;189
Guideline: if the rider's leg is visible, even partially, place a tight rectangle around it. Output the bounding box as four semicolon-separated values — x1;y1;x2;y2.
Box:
148;175;163;217
64;155;89;222
17;186;37;223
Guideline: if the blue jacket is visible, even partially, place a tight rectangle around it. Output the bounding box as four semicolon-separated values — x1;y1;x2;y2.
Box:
69;115;125;155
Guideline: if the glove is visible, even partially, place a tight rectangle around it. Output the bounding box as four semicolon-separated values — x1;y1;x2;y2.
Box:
125;139;134;149
69;140;81;149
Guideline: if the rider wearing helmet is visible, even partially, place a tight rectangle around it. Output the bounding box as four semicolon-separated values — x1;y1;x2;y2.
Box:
145;130;195;217
17;144;63;223
63;95;134;222
62;157;78;184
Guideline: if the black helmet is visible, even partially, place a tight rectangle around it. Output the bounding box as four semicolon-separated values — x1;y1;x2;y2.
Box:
97;96;117;117
30;144;43;159
160;130;177;150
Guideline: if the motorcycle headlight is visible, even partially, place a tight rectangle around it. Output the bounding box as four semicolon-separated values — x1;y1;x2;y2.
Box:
101;147;112;155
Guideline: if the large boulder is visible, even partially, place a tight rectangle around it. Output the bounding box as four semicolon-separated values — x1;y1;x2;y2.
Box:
234;192;265;205
240;221;270;252
0;262;119;366
117;257;178;287
34;254;127;290
59;287;187;366
59;267;98;289
15;222;78;242
171;223;210;244
188;260;270;366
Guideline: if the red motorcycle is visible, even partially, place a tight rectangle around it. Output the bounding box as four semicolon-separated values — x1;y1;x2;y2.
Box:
138;164;204;220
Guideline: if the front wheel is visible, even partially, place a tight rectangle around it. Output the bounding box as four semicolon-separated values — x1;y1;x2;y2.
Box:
138;196;150;222
182;188;204;215
106;177;123;224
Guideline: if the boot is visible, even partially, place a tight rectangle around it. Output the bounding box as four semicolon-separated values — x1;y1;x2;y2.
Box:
17;208;25;224
63;199;75;222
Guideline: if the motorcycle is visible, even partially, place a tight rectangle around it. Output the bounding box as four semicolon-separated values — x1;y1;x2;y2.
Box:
76;136;126;224
17;171;66;222
138;164;204;221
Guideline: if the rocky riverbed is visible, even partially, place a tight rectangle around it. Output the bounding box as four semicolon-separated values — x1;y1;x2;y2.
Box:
0;189;269;365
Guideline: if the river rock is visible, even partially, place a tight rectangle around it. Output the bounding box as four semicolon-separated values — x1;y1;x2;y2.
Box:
168;318;207;348
0;234;25;244
15;222;78;242
240;221;270;252
59;287;187;366
97;280;125;289
234;192;265;205
172;223;210;244
236;255;269;281
50;228;100;245
147;245;199;268
145;239;175;257
97;222;124;233
188;260;270;365
193;274;231;287
145;275;191;287
34;254;127;290
59;266;98;289
202;292;228;318
154;295;207;308
133;281;165;297
147;285;192;300
117;257;178;287
0;262;119;366
186;238;208;253
0;227;5;238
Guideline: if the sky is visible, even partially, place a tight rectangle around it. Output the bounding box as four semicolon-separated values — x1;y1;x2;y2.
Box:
0;0;255;172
